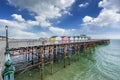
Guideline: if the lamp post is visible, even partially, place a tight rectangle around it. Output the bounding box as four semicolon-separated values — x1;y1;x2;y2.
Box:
2;26;15;80
5;26;10;61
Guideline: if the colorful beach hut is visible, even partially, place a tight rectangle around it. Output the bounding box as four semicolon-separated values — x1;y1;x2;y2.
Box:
68;36;71;42
77;36;80;42
61;36;69;43
80;34;86;41
44;37;50;44
75;36;78;42
70;36;74;42
50;36;57;44
56;36;61;44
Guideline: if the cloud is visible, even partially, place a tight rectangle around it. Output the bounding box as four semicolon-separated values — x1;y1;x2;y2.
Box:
0;14;40;39
0;19;27;30
99;0;120;11
10;29;38;39
79;2;89;8
10;30;49;39
8;0;75;28
26;20;39;26
49;26;65;35
49;26;75;36
0;14;39;30
80;0;120;39
35;16;51;28
11;14;25;22
5;0;76;39
0;18;49;39
83;16;93;23
89;33;120;39
82;0;120;28
38;32;49;37
0;13;75;39
3;0;75;38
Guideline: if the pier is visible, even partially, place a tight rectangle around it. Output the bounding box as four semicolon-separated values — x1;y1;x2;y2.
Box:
5;39;110;80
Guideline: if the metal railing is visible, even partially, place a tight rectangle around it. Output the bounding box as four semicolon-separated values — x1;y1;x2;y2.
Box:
8;39;91;49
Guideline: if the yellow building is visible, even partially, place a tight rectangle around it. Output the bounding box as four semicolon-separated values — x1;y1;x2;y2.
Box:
50;36;57;44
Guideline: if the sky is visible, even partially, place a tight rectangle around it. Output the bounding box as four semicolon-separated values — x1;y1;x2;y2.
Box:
0;0;120;39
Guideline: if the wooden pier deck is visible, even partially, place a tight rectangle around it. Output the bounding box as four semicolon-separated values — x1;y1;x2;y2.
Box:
0;39;110;80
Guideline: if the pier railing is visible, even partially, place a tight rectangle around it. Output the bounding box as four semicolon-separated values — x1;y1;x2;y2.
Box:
8;39;105;49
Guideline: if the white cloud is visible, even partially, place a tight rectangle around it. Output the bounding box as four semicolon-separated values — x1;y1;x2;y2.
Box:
89;34;120;39
49;26;75;36
5;0;76;39
83;16;93;23
0;18;50;39
99;0;120;11
49;26;65;35
80;0;120;39
0;19;26;30
8;0;75;28
79;2;89;8
27;20;39;26
38;32;50;37
0;14;39;30
10;30;50;39
82;0;120;28
11;14;25;22
11;29;38;39
0;14;40;39
35;16;51;28
0;13;76;39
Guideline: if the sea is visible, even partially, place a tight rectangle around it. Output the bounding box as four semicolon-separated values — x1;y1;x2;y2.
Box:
77;39;120;80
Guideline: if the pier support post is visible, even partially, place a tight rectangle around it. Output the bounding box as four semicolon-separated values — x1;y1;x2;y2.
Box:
77;44;80;61
41;47;44;80
68;45;71;65
55;45;58;63
37;47;40;62
57;45;60;63
50;46;53;75
32;47;34;65
83;43;87;56
64;45;67;68
75;44;78;61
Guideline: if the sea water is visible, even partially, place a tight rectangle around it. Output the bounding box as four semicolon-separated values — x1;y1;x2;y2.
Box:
77;39;120;80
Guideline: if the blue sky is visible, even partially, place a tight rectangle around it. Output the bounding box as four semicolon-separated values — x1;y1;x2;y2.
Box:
0;0;120;39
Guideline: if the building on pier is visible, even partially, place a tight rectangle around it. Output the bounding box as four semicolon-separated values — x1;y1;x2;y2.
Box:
50;36;57;44
61;36;69;43
56;36;61;44
70;36;74;42
79;34;91;41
